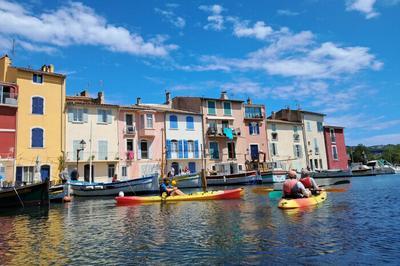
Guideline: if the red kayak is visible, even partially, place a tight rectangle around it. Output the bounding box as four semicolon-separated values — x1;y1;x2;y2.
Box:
115;188;244;204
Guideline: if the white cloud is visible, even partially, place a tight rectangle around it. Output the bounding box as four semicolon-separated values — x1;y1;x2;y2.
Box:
277;9;300;16
233;21;273;40
349;133;400;146
199;4;225;31
346;0;379;19
155;7;185;28
0;1;177;56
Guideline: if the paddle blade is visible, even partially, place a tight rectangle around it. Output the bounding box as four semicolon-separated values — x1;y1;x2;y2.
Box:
324;187;348;193
252;187;274;194
268;191;283;200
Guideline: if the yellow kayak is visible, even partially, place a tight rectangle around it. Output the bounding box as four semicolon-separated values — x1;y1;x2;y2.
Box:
115;188;244;204
278;191;327;209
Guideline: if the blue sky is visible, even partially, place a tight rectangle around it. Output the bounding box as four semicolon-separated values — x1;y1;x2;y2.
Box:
0;0;399;146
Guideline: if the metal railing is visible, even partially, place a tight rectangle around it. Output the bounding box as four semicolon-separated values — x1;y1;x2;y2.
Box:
0;92;18;106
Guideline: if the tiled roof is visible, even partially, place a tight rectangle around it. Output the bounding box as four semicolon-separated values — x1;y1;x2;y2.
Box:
12;66;66;78
266;119;303;125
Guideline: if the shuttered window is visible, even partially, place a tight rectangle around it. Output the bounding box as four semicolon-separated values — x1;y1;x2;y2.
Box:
186;116;194;130
98;140;108;160
31;128;44;148
209;142;219;159
32;97;44;114
170;115;178;129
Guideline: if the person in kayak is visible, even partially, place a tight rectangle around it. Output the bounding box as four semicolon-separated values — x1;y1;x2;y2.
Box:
160;177;185;197
300;169;320;193
282;170;311;199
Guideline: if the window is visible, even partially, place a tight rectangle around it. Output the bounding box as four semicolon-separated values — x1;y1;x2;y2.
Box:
32;74;43;84
314;159;319;169
294;145;302;158
169;115;178;129
271;143;278;156
293;126;298;132
309;159;314;170
314;138;319;155
223;102;232;116
126;114;133;125
209;142;219;159
330;128;336;143
186;116;194;130
271;132;278;141
245;107;262;119
122;166;127;177
146;114;153;128
188;140;194;153
127;139;134;151
332;146;339;160
317;121;323;132
208;101;216;115
16;166;34;184
319;159;323;169
31;128;44;148
108;164;115;178
171;140;178;153
188;162;196;173
307;121;311;131
73;108;84;122
98;140;108;160
271;124;276;132
227;142;236;159
140;140;149;159
293;133;300;142
32;97;44;114
98;109;108;123
249;122;260;135
222;120;229;129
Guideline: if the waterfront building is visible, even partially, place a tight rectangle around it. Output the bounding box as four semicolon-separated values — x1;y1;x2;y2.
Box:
0;81;18;184
0;55;66;183
270;108;328;171
266;119;307;172
172;92;269;174
323;125;349;170
65;91;119;182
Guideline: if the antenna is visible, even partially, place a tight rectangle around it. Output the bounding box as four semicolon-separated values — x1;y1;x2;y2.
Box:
11;39;15;58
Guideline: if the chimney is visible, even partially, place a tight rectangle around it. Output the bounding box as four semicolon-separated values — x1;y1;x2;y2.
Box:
247;97;252;105
165;91;171;105
271;111;276;120
80;90;89;97
220;91;228;100
97;91;104;104
136;97;141;105
48;64;54;73
41;65;48;72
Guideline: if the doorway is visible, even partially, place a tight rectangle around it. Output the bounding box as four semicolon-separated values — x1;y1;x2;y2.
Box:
40;165;50;182
250;144;259;161
84;164;94;182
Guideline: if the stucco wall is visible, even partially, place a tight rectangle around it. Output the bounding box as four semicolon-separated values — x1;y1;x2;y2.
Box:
324;127;348;170
302;114;328;170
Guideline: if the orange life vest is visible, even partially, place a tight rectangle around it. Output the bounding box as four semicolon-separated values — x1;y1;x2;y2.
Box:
300;177;312;189
283;179;298;195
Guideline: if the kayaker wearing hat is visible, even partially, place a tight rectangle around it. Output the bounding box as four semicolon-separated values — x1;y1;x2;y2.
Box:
282;170;311;199
299;169;320;193
160;177;185;197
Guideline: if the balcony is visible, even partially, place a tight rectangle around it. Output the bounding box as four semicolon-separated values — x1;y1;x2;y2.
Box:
207;126;240;138
0;90;18;107
244;107;263;120
137;127;156;138
330;136;336;143
124;125;136;135
65;151;120;162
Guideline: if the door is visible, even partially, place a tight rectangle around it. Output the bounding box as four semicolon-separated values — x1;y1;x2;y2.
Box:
84;164;94;182
40;165;50;182
171;162;179;175
250;145;259;160
188;162;196;173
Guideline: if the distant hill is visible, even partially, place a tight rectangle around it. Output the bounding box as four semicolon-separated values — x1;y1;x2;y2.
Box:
346;144;400;164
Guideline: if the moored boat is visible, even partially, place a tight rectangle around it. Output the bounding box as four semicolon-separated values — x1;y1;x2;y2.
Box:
312;169;352;179
260;170;287;183
278;191;327;209
0;181;49;209
115;188;243;204
49;184;71;202
169;173;201;188
206;171;259;186
70;174;159;197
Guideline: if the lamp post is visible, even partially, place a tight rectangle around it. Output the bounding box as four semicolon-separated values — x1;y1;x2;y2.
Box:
76;140;86;174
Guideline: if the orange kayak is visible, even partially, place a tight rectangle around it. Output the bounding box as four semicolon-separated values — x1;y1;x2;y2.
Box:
115;188;244;204
278;191;327;209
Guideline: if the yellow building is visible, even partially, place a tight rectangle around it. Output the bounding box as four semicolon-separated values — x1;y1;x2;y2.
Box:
0;55;66;184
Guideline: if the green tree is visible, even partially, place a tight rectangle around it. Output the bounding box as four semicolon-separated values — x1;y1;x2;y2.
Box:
348;144;373;163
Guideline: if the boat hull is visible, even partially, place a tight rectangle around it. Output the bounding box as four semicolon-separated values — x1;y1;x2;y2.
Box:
278;191;327;209
70;175;158;197
171;174;201;188
115;188;244;204
0;181;49;209
206;171;259;186
312;169;352;179
260;171;286;183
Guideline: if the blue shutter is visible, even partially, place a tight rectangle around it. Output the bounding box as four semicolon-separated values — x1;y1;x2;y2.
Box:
166;139;171;159
38;98;43;114
186;116;194;129
68;108;73;122
188;162;196;173
83;109;88;122
16;167;23;183
183;140;188;158
178;140;183;158
170;115;177;129
32;128;43;147
194;140;199;158
98;141;108;160
249;123;253;135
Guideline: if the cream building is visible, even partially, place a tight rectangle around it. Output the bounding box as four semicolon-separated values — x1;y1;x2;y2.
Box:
65;91;119;182
267;119;307;171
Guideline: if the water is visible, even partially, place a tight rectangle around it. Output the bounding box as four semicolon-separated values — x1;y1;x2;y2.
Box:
1;175;400;265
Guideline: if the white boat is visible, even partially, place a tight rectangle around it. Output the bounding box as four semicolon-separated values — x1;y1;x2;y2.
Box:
312;169;352;178
366;160;396;175
206;171;259;186
394;165;400;174
351;163;374;176
170;173;201;188
70;175;159;197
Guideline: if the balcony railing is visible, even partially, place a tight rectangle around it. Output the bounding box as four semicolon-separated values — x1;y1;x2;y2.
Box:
0;92;18;106
244;113;264;120
207;126;241;138
124;125;136;135
65;151;120;162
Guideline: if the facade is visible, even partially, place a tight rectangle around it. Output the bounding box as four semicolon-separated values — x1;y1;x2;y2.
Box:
0;55;66;184
65;91;119;183
266;119;307;171
0;82;18;184
323;126;349;170
172;92;268;174
270;108;328;171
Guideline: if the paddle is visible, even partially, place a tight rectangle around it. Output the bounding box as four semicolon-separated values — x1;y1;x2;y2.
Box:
268;180;351;199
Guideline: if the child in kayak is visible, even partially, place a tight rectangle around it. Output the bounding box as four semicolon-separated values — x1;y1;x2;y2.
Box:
282;170;311;199
160;177;185;197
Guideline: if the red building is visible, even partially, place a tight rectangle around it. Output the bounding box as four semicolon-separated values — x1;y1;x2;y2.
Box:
323;125;349;170
0;82;18;184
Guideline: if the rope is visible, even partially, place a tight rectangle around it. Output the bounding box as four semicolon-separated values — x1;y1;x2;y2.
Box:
13;187;25;208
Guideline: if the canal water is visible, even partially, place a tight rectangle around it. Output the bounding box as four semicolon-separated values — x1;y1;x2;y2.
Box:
1;174;399;265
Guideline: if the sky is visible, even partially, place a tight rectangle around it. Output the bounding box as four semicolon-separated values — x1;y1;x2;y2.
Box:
0;0;399;146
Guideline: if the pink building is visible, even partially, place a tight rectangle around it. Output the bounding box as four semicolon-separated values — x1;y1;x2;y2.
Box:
172;92;268;174
323;125;349;170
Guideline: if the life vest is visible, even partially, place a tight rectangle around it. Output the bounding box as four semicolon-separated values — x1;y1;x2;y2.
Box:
283;179;298;195
300;177;312;189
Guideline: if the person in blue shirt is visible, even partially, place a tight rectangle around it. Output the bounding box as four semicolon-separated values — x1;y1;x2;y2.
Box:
160;177;185;197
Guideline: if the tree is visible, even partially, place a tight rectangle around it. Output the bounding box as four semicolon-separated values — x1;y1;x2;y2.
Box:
348;144;373;163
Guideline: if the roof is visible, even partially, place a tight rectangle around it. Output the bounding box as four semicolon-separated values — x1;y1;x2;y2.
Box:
173;96;244;103
134;104;200;115
324;125;344;129
12;66;66;78
66;96;119;108
300;110;326;116
266;119;303;125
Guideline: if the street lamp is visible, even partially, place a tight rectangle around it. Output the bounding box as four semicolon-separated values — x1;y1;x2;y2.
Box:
76;139;86;172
